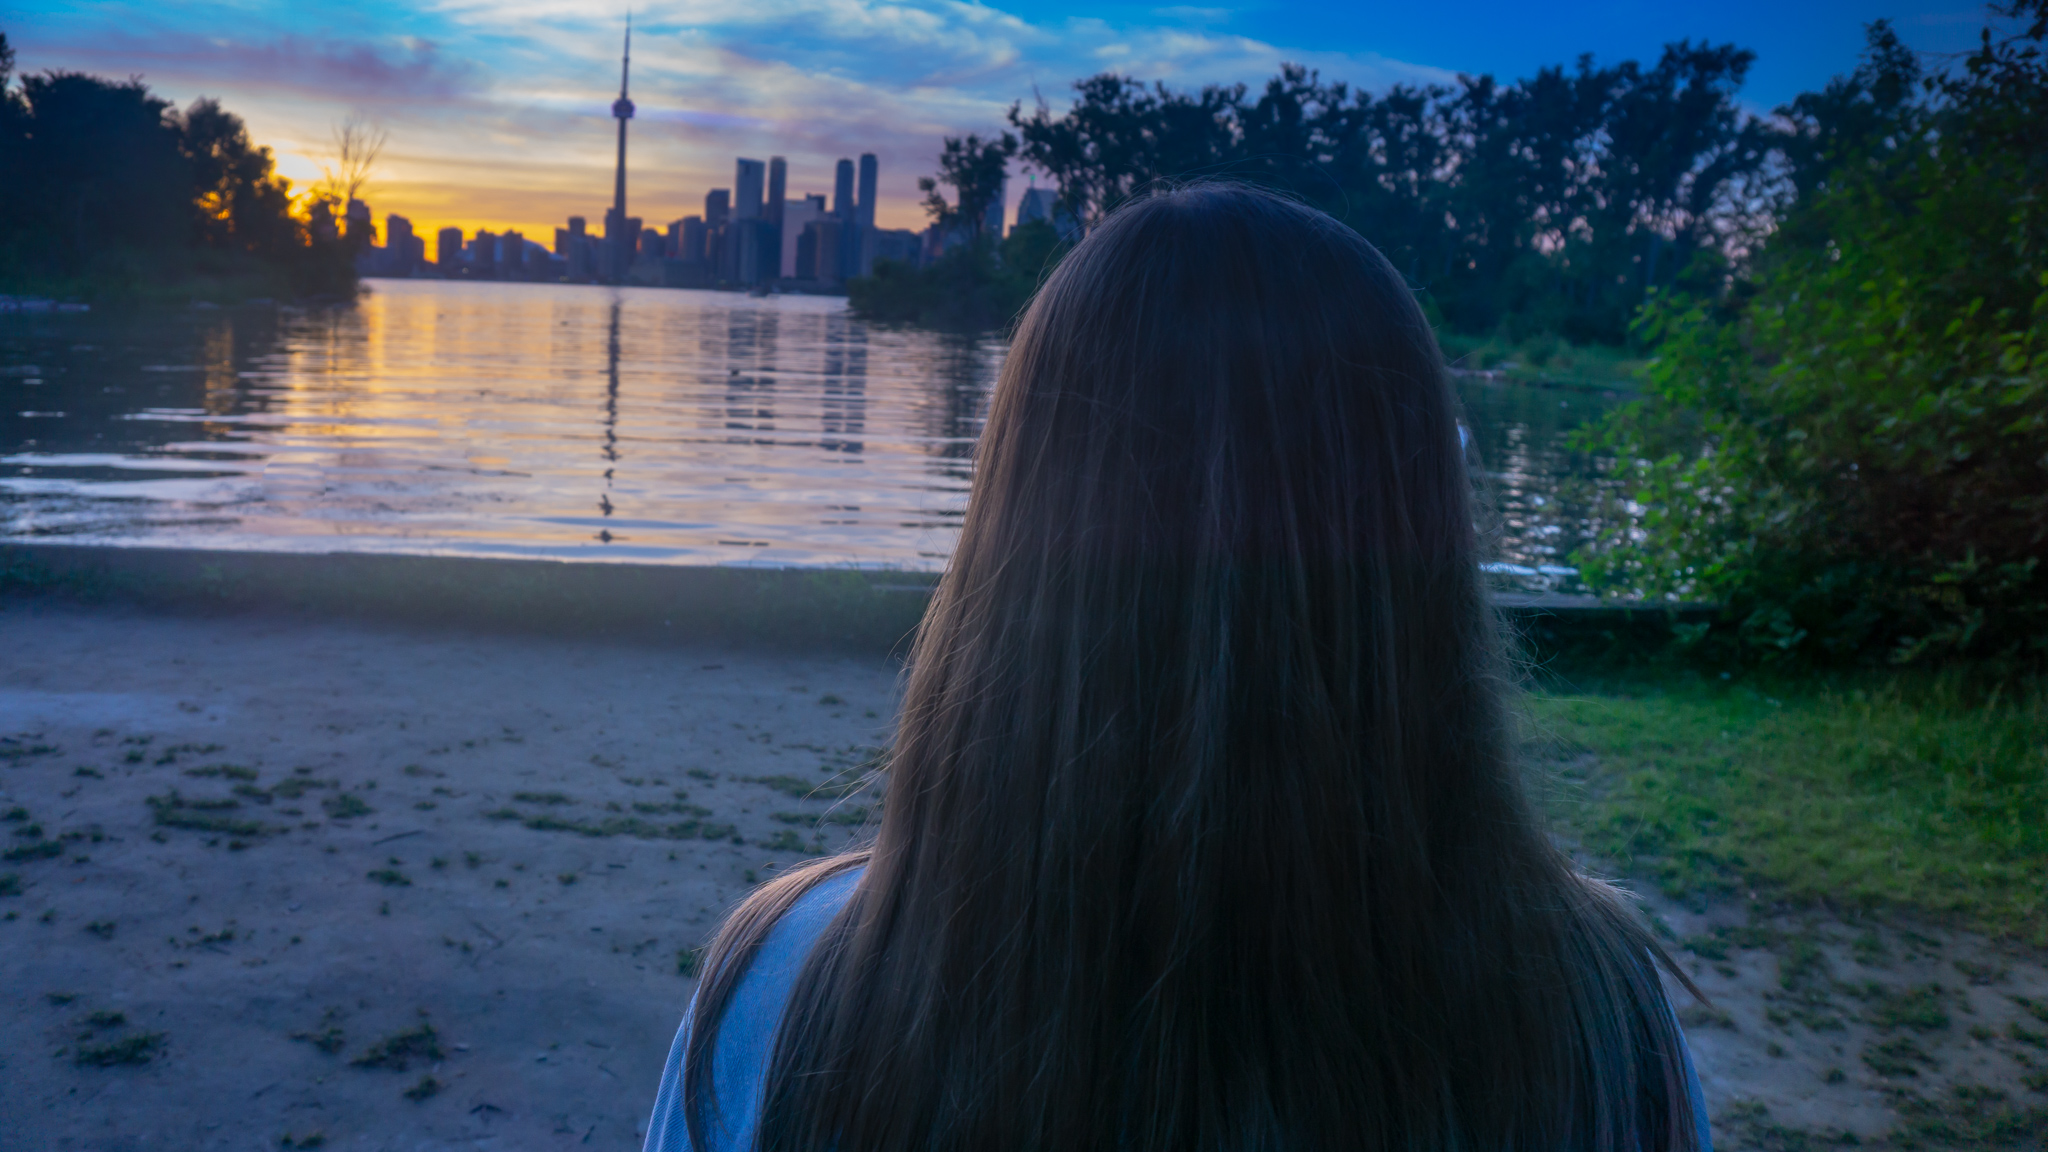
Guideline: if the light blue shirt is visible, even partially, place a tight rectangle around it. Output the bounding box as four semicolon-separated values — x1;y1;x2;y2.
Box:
642;867;1712;1152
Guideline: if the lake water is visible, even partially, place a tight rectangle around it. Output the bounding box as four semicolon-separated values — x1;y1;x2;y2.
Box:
0;280;1614;582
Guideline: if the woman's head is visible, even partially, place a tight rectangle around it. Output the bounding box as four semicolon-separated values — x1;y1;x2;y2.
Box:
688;184;1698;1152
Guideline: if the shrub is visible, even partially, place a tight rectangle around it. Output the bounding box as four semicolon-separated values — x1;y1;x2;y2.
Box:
1576;15;2048;665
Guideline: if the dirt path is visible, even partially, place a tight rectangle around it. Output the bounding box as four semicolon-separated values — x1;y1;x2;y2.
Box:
1;601;2043;1150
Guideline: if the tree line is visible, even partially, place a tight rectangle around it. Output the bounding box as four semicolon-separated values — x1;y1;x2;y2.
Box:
895;19;2021;347
0;31;354;300
1005;44;1862;343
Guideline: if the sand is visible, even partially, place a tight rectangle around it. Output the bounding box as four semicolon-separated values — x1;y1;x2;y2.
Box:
1;601;895;1151
2;600;2043;1150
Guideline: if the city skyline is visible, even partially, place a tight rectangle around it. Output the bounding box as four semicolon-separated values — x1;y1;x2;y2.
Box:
4;1;2006;247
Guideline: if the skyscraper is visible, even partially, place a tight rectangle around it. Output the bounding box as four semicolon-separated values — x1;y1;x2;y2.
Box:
766;157;787;229
735;159;765;220
705;189;730;228
603;17;636;283
833;160;855;220
386;214;418;273
779;194;823;278
983;175;1006;238
856;154;877;230
437;227;464;269
503;230;527;276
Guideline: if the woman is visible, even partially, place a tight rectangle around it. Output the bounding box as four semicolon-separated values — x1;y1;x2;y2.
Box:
644;184;1710;1152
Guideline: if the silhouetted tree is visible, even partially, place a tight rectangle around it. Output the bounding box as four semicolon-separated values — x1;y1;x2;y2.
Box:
0;37;352;298
173;97;301;258
1007;44;1767;343
919;132;1019;243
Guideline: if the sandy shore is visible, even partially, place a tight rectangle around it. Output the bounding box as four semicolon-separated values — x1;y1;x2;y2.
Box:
2;599;2043;1150
1;601;896;1151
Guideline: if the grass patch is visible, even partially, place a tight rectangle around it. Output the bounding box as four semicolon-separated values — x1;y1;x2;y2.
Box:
632;800;712;817
366;869;411;887
511;791;573;805
2;839;61;863
147;793;267;837
1864;984;1953;1032
74;1031;166;1067
508;812;737;842
321;793;372;820
0;873;20;896
744;773;867;800
350;1024;442;1072
1886;1084;2048;1150
759;829;822;855
182;764;257;781
0;741;59;762
271;776;332;799
293;1026;346;1054
1526;671;2048;942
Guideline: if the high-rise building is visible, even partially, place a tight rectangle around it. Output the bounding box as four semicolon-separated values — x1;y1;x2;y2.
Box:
470;230;496;275
799;218;843;284
559;216;587;255
766;158;787;229
437;227;464;267
833;159;855;220
871;228;923;269
856;154;877;230
639;227;665;260
735;159;765;220
344;198;375;249
705;189;730;228
779;195;824;278
983;175;1006;238
1015;186;1078;239
385;214;417;273
679;216;707;264
1016;187;1056;226
503;229;527;276
855;153;880;276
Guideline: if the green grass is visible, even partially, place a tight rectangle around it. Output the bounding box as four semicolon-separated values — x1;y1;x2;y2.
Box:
146;793;268;837
1527;672;2048;943
350;1024;442;1072
74;1031;166;1067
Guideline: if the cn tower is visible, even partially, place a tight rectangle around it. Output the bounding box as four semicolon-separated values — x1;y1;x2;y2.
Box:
605;15;635;283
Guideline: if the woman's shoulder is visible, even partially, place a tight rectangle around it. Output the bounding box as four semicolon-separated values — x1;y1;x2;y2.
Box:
644;864;864;1152
738;864;864;1002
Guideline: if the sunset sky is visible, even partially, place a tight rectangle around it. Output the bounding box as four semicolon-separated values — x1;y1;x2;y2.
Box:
5;1;1996;247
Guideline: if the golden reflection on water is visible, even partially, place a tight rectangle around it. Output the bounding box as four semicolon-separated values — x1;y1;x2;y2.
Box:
0;281;1002;568
0;282;1608;580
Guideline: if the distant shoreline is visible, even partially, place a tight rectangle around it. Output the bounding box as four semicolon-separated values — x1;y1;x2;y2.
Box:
359;274;850;299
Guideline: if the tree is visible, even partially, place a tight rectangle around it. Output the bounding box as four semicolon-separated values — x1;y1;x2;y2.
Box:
1575;6;2048;664
918;132;1018;243
0;42;353;298
11;71;189;266
321;113;387;206
173;97;301;258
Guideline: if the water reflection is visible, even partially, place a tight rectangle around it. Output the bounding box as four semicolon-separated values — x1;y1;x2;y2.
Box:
0;281;1613;575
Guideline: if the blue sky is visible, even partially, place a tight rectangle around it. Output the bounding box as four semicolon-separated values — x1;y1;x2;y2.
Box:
3;1;1996;242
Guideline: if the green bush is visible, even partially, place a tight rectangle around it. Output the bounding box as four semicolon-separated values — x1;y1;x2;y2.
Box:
1575;15;2048;666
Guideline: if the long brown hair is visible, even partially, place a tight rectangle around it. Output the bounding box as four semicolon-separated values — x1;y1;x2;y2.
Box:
685;184;1699;1152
